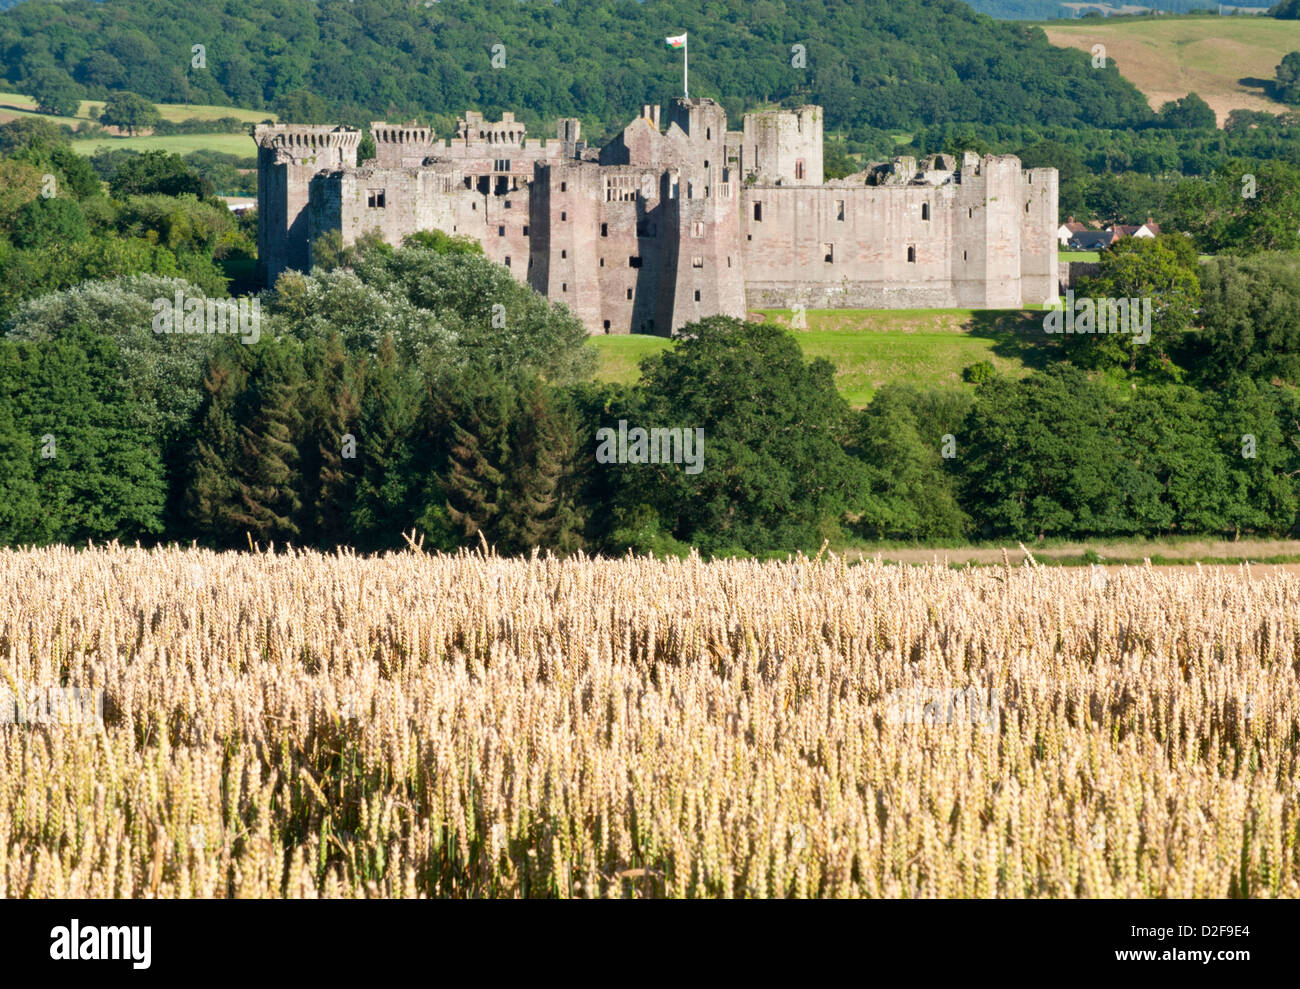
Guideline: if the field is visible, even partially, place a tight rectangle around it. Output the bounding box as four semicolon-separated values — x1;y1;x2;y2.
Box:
2;543;1298;898
591;308;1048;407
66;133;258;157
1041;15;1300;125
846;537;1300;567
0;91;268;158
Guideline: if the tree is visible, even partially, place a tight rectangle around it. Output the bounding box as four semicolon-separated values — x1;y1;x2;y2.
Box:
184;339;305;546
1168;160;1300;255
1157;93;1217;131
624;317;866;554
10;196;88;251
108;151;212;198
272;89;330;124
22;67;82;117
1197;252;1300;385
1211;377;1298;537
823;138;859;180
962;366;1119;541
1066;235;1201;375
849;384;970;540
98;91;161;136
299;333;363;547
1274;52;1300;104
0;341;41;545
349;336;421;551
4;325;166;545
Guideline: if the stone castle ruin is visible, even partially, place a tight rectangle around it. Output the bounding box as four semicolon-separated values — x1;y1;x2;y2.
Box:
255;98;1059;334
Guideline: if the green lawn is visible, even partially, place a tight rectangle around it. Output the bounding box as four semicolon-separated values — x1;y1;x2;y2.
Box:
68;133;258;157
591;308;1055;408
589;334;673;385
1060;250;1100;262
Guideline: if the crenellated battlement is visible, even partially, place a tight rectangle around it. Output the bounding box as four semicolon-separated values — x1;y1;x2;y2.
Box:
257;97;1058;331
255;124;361;153
370;123;435;146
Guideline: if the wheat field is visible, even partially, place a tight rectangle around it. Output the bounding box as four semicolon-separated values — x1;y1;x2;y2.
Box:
1;544;1298;898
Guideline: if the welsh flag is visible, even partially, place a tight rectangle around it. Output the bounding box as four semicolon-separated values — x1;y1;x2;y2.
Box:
666;33;686;48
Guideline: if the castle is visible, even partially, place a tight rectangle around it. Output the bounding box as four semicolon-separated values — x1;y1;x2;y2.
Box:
255;98;1059;335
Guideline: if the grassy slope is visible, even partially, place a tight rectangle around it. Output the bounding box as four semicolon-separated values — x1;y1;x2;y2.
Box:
0;91;270;157
591;308;1052;408
1040;16;1300;125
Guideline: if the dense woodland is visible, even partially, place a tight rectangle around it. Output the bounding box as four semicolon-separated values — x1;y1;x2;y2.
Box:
0;0;1155;140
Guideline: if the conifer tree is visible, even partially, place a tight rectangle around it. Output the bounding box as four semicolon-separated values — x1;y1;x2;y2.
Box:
300;333;363;547
350;336;421;551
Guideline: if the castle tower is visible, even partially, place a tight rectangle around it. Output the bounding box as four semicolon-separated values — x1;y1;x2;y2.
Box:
370;122;436;168
666;97;729;191
740;105;822;185
254;124;360;285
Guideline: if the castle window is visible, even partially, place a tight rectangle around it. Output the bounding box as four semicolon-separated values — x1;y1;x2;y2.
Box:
691;221;705;238
561;212;567;221
795;159;805;180
694;290;701;302
498;226;506;236
907;246;916;263
969;207;973;218
494;159;511;172
728;256;732;267
562;250;567;258
822;243;834;263
963;250;968;261
562;283;568;292
753;202;762;221
626;288;633;300
704;160;709;170
604;320;611;332
691;256;703;268
922;203;930;221
706;127;711;140
1026;202;1031;213
836;200;845;221
504;201;512;209
522;225;529;236
561;182;567;192
600;259;605;267
601;223;608;237
504;256;511;268
367;190;386;208
629;256;642;268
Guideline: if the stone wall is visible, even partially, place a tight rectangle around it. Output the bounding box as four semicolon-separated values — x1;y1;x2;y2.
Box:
258;103;1061;336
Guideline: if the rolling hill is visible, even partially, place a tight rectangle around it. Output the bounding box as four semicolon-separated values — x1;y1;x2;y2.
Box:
1041;14;1300;124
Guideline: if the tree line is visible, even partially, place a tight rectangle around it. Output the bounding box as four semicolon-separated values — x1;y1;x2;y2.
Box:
5;227;1300;554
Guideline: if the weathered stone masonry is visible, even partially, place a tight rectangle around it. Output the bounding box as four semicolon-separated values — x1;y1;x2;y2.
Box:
255;98;1058;334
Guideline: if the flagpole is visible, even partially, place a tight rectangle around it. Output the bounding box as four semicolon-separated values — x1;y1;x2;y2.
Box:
684;34;689;97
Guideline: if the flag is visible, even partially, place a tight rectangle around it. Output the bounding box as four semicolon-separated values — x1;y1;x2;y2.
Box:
666;33;686;48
